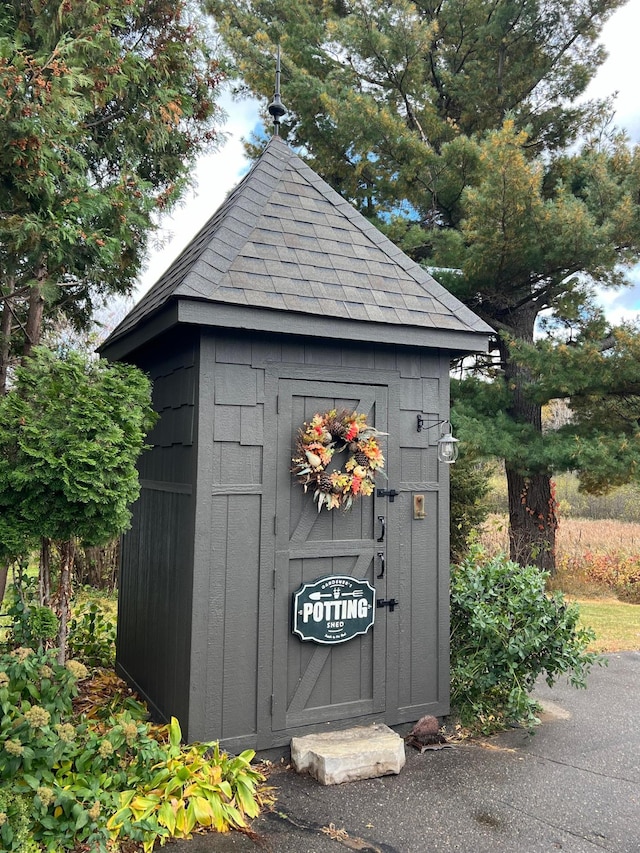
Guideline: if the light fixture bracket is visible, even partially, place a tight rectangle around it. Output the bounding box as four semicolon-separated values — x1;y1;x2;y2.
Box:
415;414;459;463
416;414;445;433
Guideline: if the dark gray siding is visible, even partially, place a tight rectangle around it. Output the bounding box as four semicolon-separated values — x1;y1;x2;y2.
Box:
116;332;198;730
187;333;265;745
186;329;450;749
395;350;451;721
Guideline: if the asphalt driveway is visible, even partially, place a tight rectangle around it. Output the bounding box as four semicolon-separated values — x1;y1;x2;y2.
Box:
168;651;640;853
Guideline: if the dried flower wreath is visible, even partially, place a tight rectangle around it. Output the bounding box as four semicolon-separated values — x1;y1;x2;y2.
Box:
292;409;385;511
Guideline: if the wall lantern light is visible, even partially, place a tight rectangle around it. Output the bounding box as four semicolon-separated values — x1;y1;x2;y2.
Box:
416;415;460;464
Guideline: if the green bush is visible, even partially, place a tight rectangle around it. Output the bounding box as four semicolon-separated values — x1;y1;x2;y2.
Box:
68;601;116;668
450;455;492;561
0;789;40;853
0;648;271;852
3;573;59;652
450;546;600;733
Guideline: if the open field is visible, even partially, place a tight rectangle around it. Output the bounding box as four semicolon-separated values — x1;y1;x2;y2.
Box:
480;514;640;558
479;515;640;651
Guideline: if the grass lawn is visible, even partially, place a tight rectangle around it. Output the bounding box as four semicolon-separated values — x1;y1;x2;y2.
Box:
575;597;640;653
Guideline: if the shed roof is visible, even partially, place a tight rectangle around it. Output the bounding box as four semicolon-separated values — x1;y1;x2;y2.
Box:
102;136;493;359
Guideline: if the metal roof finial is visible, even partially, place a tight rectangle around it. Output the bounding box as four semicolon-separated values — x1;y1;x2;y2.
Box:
267;45;286;136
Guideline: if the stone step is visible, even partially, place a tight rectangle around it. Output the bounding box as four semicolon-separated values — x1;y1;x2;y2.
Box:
290;722;406;785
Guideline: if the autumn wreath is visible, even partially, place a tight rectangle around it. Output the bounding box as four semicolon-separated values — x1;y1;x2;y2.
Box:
292;409;385;511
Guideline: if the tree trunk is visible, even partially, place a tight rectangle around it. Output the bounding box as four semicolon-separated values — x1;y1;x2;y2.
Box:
506;467;557;572
0;561;8;613
23;266;47;360
500;314;558;573
0;277;14;395
74;540;120;590
55;539;75;665
39;537;51;606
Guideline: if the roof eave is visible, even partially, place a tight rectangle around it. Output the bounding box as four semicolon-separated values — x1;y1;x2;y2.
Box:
100;297;492;361
177;299;491;353
99;302;180;362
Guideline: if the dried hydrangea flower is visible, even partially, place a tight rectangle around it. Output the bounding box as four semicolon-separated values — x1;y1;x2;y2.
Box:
12;647;33;662
39;665;54;679
88;802;101;821
65;660;88;680
4;738;24;756
37;787;55;808
55;723;76;743
25;705;51;728
0;672;9;688
122;722;138;746
98;740;114;759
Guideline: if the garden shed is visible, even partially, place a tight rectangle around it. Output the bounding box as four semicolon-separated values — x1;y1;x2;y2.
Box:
100;135;493;751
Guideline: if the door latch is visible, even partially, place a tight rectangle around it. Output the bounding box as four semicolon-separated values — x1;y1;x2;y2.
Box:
376;598;399;612
377;488;399;502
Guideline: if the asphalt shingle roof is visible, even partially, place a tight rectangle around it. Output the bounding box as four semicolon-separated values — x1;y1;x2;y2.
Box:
104;135;493;348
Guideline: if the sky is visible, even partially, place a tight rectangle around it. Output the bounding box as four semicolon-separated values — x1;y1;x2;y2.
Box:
135;0;640;325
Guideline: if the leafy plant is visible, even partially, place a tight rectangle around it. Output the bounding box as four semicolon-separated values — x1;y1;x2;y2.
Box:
68;602;116;668
27;606;59;645
0;789;40;853
107;718;271;852
449;453;492;562
0;647;85;725
450;546;600;733
0;649;272;851
0;347;156;661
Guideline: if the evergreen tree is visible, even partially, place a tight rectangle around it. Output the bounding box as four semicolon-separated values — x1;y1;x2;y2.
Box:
206;0;640;570
0;0;223;389
0;347;156;660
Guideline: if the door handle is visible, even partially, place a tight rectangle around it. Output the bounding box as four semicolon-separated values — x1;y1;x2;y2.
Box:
376;551;385;579
377;515;385;543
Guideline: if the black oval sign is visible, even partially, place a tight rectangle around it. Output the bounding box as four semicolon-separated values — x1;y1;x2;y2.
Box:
292;575;375;644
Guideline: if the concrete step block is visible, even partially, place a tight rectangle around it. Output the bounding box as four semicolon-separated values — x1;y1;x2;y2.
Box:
291;722;406;785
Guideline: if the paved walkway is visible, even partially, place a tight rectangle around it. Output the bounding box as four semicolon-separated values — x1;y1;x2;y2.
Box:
169;652;640;852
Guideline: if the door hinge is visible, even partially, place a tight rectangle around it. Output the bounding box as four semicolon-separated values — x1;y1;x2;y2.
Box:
270;694;275;714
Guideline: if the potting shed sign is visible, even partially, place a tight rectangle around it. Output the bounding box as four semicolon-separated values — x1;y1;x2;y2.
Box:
292;575;375;644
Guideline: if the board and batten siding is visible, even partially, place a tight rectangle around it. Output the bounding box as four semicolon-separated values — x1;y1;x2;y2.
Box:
186;329;451;749
116;334;198;730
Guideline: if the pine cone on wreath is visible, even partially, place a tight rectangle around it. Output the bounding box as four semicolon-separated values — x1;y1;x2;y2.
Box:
354;450;369;468
317;472;333;492
326;417;347;440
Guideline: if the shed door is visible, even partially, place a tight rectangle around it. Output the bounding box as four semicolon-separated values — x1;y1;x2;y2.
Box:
272;379;389;732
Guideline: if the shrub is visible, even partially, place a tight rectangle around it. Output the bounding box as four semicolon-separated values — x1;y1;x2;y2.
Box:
450;546;600;733
0;789;40;853
68;601;116;668
562;551;640;604
450;456;492;562
3;573;59;652
0;648;271;851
